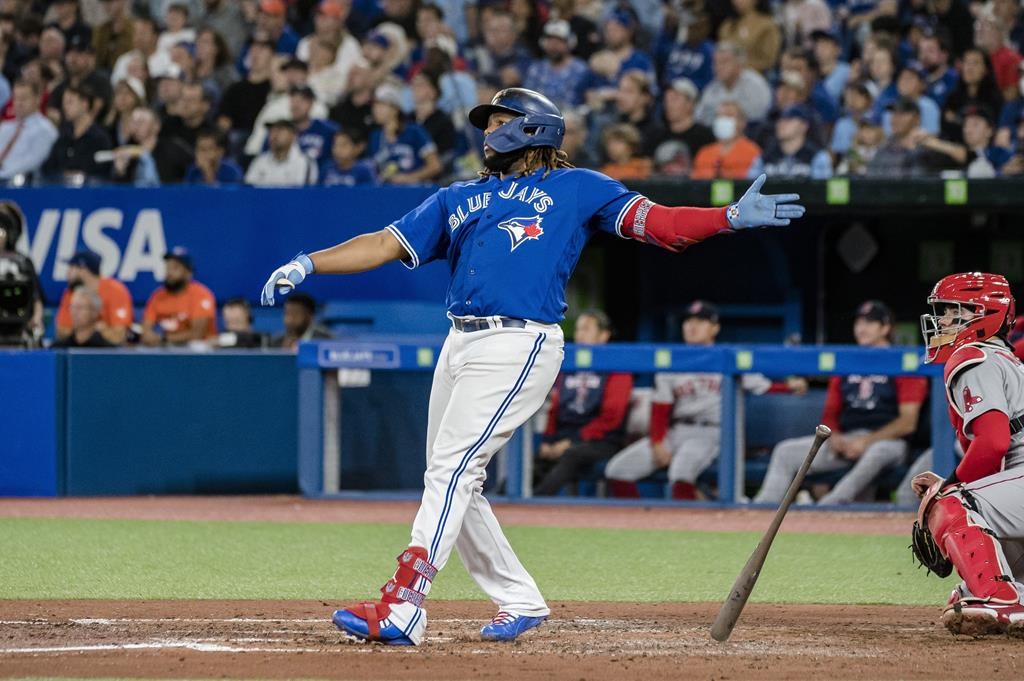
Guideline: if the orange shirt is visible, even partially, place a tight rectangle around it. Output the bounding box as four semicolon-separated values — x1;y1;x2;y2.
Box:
143;280;217;339
56;277;134;331
600;158;653;181
691;137;762;180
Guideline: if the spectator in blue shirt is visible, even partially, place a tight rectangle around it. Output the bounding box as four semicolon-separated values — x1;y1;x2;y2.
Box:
810;28;850;105
524;20;589;109
867;43;899;114
236;0;300;74
320;128;376;186
580;5;656;112
883;61;940;135
185;128;243;185
831;80;875;157
780;47;840;125
655;7;715;91
367;81;441;184
748;105;833;179
917;30;959;108
288;84;338;163
466;9;532;89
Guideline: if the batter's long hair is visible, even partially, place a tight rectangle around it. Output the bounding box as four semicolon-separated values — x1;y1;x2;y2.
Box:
479;147;574;180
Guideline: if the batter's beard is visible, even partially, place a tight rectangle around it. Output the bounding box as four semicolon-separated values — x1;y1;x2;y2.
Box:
483;148;523;174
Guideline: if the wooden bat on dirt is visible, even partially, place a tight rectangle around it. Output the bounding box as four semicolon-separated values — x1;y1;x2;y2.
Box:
710;424;832;643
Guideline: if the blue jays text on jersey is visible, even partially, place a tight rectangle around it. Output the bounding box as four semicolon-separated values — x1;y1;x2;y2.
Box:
385;168;643;323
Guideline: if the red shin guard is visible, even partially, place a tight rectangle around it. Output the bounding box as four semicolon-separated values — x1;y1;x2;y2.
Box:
608;479;640;498
347;546;438;637
929;496;1019;604
671;481;699;500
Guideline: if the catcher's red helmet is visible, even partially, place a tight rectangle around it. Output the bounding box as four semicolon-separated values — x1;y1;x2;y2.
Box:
921;272;1015;364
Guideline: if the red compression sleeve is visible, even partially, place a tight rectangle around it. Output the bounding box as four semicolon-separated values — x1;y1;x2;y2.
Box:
649;402;673;443
821;376;842;433
955;410;1011;483
578;373;634;441
619;198;731;252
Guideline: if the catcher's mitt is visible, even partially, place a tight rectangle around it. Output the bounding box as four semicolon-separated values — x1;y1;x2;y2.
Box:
911;519;953;577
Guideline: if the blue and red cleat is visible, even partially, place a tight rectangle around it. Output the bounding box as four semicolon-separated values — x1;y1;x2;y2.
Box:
479;611;547;642
332;603;414;645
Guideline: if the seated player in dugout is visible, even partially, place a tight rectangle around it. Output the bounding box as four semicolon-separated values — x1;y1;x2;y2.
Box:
755;301;929;505
604;301;773;500
912;273;1024;635
141;247;218;346
533;309;633;496
260;88;804;646
55;250;133;345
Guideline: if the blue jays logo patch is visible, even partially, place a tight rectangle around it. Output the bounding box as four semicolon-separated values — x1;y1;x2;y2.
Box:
498;216;544;251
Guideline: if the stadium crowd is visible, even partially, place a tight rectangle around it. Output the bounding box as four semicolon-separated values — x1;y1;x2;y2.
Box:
0;0;1023;185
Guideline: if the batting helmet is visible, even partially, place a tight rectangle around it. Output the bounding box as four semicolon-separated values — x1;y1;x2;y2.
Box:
921;272;1015;364
468;88;565;153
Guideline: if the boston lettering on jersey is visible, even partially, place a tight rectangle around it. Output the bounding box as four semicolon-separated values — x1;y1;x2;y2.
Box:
386;167;640;323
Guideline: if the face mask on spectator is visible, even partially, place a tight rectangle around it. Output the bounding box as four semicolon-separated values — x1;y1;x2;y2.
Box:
712;115;737;141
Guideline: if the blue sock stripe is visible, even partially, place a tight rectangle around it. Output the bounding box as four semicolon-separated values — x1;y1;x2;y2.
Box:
426;333;546;563
402;605;423;637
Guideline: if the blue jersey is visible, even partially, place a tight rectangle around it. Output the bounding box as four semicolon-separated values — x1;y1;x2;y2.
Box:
368;123;437;175
320;158;377;186
385;168;641;323
296;119;339;162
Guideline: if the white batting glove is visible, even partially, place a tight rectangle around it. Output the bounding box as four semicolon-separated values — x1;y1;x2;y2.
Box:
261;253;314;306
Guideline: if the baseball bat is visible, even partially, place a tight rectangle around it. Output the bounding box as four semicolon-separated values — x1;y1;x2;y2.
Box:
709;424;832;643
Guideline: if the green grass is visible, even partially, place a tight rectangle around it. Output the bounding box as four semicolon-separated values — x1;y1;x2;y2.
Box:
0;517;953;605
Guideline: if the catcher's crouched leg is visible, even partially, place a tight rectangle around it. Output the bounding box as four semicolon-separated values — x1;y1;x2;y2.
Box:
926;494;1024;636
332;547;436;645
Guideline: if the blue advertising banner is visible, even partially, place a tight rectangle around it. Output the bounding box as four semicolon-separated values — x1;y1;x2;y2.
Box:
0;186;451;305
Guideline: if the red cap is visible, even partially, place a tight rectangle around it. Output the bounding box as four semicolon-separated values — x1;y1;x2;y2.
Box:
260;0;286;16
318;0;345;18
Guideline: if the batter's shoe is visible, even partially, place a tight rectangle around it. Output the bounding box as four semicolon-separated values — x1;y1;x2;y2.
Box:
942;599;1024;637
480;611;547;642
332;603;414;645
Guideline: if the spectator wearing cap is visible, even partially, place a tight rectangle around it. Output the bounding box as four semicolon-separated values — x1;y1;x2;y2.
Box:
652;78;714;176
161;82;211;151
410;70;456;170
0;80;58;182
694;42;771;126
655;3;715;92
599;122;651;180
245;118;319;185
52;288;115;348
217;33;274;143
142;247;217;346
780;0;831;49
976;10;1022;102
717;0;780;74
50;0;91;51
199;0;248;59
866;97;951;177
810;29;850;106
104;76;145;145
319;127;375;186
524;20;588;109
691;100;760;179
836;109;885;176
830;81;874;158
185;127;242;184
533;310;633;497
92;0;134;71
286;84;338;162
606;300;773;501
245;56;329;156
156;3;197;58
917;31;958;108
368;80;440;184
916;105;1012;178
944;48;1003;144
111;18;175;88
271;292;333;352
882;60;940;135
55;250;133;345
49;33;113;122
467;9;532;89
297;0;362;107
195;29;240;106
755;301;929;506
43;85;113;184
254;0;300;58
749;105;831;179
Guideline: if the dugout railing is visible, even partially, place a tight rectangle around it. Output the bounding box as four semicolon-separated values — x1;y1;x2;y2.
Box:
297;340;953;505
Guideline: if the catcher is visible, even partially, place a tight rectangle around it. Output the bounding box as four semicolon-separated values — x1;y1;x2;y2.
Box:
912;272;1024;636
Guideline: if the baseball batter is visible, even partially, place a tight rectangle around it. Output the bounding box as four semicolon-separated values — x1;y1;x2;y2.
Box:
260;88;805;645
913;272;1024;635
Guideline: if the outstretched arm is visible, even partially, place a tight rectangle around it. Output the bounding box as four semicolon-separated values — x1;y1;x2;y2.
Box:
261;229;409;306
